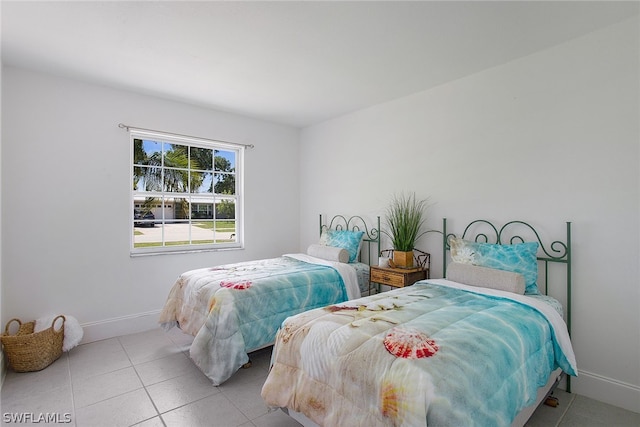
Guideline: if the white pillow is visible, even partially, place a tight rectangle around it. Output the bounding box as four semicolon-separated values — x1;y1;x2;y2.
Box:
307;244;350;263
446;262;526;295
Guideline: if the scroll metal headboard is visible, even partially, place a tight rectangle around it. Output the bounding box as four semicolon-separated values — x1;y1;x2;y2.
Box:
319;214;381;267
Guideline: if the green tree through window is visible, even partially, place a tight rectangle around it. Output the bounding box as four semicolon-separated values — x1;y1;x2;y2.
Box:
131;132;242;254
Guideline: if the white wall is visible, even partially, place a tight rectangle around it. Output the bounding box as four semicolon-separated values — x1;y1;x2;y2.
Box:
0;49;4;386
299;18;639;412
1;67;300;342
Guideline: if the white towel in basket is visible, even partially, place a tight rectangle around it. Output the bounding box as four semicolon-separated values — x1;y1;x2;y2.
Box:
34;315;83;351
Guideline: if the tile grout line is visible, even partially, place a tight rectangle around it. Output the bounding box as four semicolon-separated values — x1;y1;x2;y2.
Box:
117;335;168;427
121;332;233;425
555;392;576;426
65;353;78;427
168;332;264;426
158;332;245;423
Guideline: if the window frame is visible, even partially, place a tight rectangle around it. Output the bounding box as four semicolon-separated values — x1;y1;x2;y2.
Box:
129;129;244;256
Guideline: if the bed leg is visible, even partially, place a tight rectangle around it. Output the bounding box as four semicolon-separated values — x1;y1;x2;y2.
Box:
242;360;252;369
544;395;559;407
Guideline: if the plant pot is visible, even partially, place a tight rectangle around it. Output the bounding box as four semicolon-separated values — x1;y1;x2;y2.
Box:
393;250;414;268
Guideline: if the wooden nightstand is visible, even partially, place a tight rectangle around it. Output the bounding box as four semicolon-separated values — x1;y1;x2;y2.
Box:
370;265;428;293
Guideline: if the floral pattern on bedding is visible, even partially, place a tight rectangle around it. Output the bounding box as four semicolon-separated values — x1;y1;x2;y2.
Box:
261;280;576;427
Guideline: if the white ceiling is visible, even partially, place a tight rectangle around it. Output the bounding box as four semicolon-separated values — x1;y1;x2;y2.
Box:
2;1;638;128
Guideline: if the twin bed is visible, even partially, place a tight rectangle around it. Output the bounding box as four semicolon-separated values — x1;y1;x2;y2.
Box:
159;215;380;385
160;215;576;427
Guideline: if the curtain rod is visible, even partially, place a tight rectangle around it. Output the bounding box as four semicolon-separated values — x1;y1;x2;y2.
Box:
118;123;255;149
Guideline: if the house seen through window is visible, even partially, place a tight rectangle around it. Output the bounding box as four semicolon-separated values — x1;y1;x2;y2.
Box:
131;130;242;254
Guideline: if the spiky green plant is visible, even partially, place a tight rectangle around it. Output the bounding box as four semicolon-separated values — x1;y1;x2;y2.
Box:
383;192;429;252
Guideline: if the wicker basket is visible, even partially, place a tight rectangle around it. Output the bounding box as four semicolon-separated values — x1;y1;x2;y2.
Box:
1;315;65;372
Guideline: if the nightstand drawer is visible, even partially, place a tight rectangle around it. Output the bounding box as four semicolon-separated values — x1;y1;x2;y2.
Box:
370;266;427;289
370;268;406;287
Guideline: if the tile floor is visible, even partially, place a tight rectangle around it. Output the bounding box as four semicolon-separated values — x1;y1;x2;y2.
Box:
1;328;638;427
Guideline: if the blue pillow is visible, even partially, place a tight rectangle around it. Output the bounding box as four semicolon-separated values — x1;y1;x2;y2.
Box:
319;229;364;263
449;237;540;295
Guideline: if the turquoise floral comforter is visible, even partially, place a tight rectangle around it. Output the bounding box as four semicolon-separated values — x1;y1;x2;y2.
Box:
159;255;358;385
261;279;577;427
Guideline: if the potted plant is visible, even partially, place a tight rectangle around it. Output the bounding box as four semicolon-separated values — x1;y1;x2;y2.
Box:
383;192;429;268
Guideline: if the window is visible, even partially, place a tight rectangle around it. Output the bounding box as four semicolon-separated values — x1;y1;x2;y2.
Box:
130;129;243;255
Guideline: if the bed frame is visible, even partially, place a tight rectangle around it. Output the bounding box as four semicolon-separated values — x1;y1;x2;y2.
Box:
441;217;573;397
319;214;381;266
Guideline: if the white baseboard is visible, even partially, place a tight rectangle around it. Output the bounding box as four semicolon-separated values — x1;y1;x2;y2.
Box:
573;369;640;413
79;309;163;344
